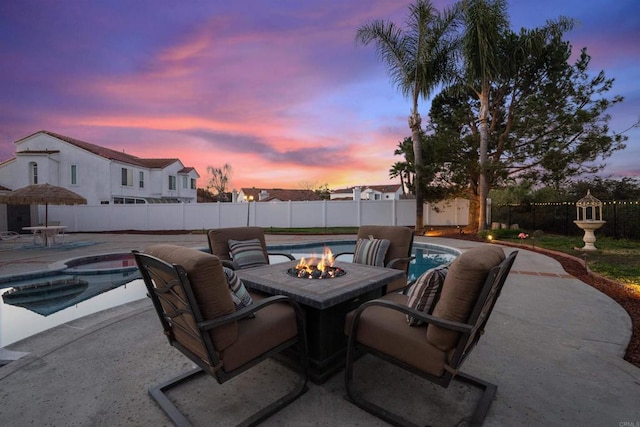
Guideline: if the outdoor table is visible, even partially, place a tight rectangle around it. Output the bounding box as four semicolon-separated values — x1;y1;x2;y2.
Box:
237;260;404;383
22;225;67;247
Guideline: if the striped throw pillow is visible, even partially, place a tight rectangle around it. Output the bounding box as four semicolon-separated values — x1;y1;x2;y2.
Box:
223;266;254;311
353;237;390;267
406;265;448;326
228;238;268;269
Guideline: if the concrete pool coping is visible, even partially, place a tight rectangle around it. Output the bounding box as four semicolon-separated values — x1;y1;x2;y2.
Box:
1;233;639;425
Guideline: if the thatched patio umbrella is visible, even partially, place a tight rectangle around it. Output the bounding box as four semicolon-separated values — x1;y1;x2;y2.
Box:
0;183;87;226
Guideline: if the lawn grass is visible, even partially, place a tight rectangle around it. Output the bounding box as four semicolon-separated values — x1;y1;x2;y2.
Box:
501;233;640;285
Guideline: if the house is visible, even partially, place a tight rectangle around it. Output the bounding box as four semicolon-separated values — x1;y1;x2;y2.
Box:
330;184;403;201
237;188;323;202
0;130;200;206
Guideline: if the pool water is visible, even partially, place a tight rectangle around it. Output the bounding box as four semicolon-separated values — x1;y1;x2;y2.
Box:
1;241;457;347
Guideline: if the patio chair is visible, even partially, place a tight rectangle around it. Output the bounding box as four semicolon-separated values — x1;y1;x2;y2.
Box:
0;231;21;242
336;225;414;293
133;244;308;426
344;246;518;426
207;226;294;270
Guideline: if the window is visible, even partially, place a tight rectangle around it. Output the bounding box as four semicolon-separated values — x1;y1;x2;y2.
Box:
121;168;133;186
139;171;144;188
71;165;78;185
190;178;196;190
169;175;176;190
113;197;146;204
30;162;38;184
182;176;188;189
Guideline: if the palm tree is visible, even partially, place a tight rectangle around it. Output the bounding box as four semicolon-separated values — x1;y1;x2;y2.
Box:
356;0;459;234
458;0;509;231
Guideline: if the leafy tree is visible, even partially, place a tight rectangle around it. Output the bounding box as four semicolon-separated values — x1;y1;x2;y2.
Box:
206;163;233;195
422;10;625;229
314;184;331;200
566;177;640;201
391;133;466;202
356;0;459;233
299;180;332;200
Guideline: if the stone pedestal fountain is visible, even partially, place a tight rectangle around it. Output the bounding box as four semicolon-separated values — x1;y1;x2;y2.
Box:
573;190;606;251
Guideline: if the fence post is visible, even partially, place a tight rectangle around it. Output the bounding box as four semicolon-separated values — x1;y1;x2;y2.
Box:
532;204;536;230
612;202;617;238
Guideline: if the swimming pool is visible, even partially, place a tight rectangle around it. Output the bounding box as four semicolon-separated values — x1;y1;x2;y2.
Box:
0;241;458;347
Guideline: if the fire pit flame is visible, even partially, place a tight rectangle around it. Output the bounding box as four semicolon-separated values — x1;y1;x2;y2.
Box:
288;246;346;279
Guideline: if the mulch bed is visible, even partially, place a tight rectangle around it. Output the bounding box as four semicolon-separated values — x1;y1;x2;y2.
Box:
436;230;640;368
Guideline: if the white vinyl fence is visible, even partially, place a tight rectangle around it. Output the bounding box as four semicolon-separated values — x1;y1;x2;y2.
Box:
40;198;469;232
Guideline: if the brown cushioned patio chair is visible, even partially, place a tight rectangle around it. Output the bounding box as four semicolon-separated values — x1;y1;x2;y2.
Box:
133;244;308;426
336;225;414;293
344;246;517;426
207;226;294;270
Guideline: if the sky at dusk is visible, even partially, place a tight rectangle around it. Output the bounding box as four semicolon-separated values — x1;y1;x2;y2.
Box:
1;0;639;191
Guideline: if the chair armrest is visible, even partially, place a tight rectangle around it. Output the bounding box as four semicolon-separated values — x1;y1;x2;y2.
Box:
349;298;473;334
198;294;304;330
334;252;353;261
385;256;415;270
267;251;295;261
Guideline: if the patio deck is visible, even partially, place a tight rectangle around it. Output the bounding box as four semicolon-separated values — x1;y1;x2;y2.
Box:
1;233;639;425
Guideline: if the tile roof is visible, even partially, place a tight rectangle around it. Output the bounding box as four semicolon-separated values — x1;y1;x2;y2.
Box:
178;167;199;177
332;184;402;194
365;184;402;193
241;188;322;202
17;130;180;169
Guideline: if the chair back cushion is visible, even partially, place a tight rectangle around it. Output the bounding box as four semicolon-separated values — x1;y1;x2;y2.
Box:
426;245;505;351
358;225;413;292
144;244;238;351
357;225;413;269
208;227;269;263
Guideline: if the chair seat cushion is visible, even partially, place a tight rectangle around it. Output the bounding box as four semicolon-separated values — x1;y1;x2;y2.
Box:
345;293;447;377
406;265;448;326
221;291;299;372
427;245;505;351
386;275;408;294
229;238;269;269
353;237;390;267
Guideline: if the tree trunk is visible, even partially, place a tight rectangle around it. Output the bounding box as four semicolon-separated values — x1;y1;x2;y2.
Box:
467;191;480;233
478;89;490;231
410;111;424;234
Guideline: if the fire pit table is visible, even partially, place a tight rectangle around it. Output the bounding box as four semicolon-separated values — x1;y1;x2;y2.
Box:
236;259;404;383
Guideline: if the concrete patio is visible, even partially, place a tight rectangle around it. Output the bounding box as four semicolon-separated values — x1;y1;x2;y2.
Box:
1;233;639;426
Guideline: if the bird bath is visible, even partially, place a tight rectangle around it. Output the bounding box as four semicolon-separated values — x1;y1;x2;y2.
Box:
574;190;605;251
574;220;606;251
